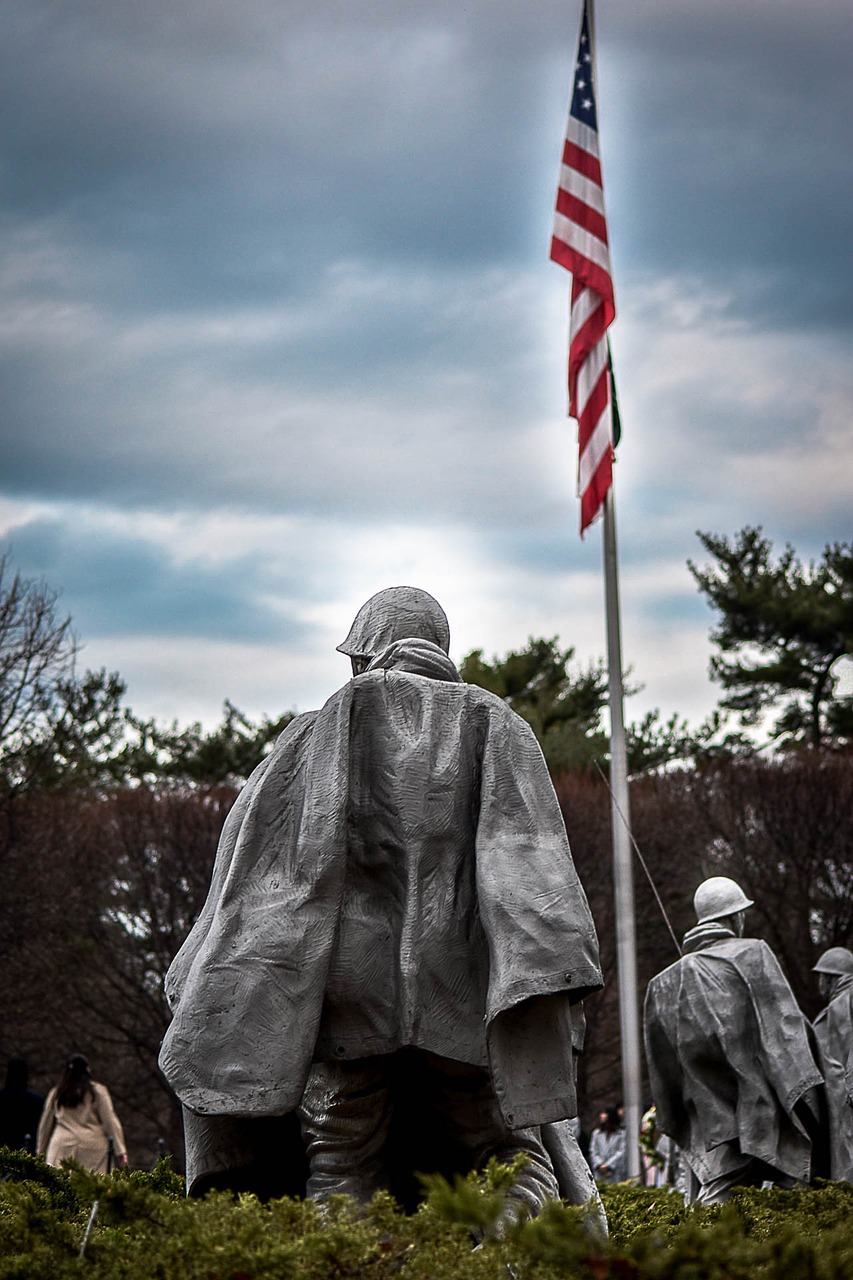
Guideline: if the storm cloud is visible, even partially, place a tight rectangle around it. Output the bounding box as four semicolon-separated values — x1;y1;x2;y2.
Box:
1;0;850;728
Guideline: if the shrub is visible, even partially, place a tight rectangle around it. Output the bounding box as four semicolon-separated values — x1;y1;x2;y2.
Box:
1;1152;852;1280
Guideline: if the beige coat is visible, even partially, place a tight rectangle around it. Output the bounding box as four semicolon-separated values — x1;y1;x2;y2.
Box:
36;1082;127;1172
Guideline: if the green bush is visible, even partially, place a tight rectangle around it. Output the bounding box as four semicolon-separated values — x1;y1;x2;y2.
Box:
1;1150;852;1280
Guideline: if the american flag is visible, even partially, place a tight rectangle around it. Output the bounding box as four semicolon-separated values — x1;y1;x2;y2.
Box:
551;0;616;536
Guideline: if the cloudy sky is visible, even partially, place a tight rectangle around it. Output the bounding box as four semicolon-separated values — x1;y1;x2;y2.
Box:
1;0;851;733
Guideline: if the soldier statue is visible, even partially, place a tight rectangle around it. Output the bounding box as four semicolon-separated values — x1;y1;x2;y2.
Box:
644;875;824;1204
812;946;853;1183
160;587;604;1225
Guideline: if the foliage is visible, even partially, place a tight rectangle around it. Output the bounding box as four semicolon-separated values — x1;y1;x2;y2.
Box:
0;556;77;788
0;554;293;792
13;669;138;793
0;786;236;1162
0;1156;852;1279
460;637;710;776
689;752;853;1018
3;669;292;793
624;709;698;775
460;637;610;774
689;526;853;748
146;699;293;788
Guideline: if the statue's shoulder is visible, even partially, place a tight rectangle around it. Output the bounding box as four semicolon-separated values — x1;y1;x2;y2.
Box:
645;956;685;998
708;934;756;954
458;681;537;730
828;985;853;1020
270;708;320;745
259;708;322;762
702;934;770;972
461;680;511;710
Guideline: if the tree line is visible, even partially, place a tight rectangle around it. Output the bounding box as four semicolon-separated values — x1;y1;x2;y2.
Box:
0;529;850;1163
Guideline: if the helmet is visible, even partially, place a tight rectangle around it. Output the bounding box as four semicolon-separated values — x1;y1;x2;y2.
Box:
693;876;754;924
813;946;853;977
337;587;450;660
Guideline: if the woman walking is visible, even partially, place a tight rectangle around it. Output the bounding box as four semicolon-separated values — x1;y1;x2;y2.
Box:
36;1055;127;1172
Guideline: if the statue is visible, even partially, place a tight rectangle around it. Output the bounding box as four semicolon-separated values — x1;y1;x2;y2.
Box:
159;587;604;1224
643;875;825;1204
812;946;853;1183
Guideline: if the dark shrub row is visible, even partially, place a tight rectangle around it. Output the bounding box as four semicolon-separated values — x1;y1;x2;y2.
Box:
1;1151;852;1280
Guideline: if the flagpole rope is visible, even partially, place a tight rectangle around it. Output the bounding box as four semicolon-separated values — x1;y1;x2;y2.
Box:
593;760;683;957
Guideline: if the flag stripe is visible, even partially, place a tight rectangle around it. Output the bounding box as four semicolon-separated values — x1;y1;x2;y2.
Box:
551;211;611;274
570;286;613;352
580;448;613;530
561;137;602;186
564;115;600;157
557;162;607;215
550;239;612;306
574;335;608;415
569;283;599;335
578;399;612;488
550;0;616;535
555;187;609;244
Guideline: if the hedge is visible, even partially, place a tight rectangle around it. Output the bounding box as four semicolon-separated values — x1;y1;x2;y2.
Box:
1;1148;852;1279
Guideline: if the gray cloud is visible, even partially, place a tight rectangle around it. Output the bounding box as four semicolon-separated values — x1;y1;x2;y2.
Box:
2;514;313;643
1;0;849;727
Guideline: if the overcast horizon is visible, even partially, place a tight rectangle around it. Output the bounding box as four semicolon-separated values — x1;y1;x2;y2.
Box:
2;0;851;735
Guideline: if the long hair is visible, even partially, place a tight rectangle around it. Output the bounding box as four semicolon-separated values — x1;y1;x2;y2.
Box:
56;1054;93;1109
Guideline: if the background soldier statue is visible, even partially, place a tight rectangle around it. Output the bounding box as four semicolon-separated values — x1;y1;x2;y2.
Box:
643;875;824;1204
160;587;603;1223
812;946;853;1184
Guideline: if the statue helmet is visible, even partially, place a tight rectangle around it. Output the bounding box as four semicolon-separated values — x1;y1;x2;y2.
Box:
813;946;853;977
337;586;450;661
693;876;754;924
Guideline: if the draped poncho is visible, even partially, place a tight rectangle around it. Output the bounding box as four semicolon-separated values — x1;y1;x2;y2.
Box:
644;924;822;1184
813;974;853;1182
160;639;602;1143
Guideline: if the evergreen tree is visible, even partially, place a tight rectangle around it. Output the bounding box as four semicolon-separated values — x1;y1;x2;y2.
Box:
459;637;689;775
689;527;853;748
460;637;609;773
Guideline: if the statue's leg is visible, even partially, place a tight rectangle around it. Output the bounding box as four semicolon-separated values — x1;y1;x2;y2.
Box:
541;1120;608;1237
422;1051;559;1221
297;1057;392;1206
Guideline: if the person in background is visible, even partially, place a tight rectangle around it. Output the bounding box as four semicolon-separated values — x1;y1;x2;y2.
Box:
588;1106;627;1183
36;1054;127;1172
812;946;853;1184
640;1104;663;1186
0;1058;44;1154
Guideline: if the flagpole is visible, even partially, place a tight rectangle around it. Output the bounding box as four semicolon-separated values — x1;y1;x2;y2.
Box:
602;480;642;1180
549;0;642;1177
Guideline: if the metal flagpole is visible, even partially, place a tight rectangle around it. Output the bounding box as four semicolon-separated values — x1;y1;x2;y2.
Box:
549;0;642;1175
601;480;642;1179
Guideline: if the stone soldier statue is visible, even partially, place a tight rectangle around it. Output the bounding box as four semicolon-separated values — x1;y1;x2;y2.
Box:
643;876;824;1204
812;946;853;1183
160;587;603;1222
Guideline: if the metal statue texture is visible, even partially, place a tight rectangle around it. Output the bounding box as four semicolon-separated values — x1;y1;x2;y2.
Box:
812;946;853;1183
643;876;825;1205
160;587;604;1223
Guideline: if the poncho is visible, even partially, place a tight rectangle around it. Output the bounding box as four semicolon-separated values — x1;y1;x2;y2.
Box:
160;639;602;1140
644;923;822;1184
813;974;853;1182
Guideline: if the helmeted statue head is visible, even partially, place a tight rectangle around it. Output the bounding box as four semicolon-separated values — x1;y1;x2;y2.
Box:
337;587;450;672
693;876;754;925
813;946;853;977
